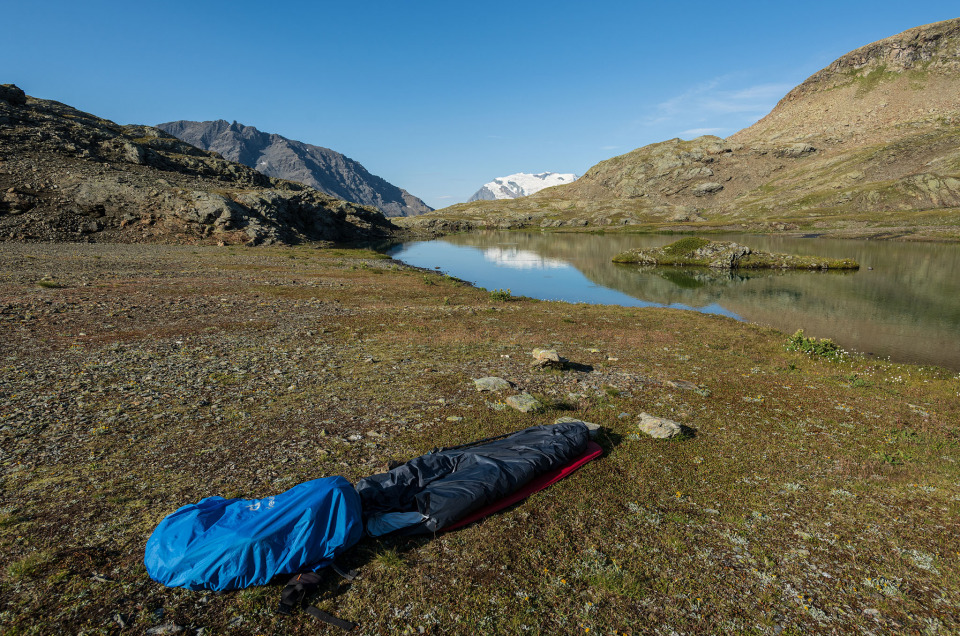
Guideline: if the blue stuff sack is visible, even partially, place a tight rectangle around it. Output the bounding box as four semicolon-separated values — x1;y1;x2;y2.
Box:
144;476;362;592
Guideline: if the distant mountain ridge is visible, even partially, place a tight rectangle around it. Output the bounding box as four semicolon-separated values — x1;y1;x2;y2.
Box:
0;85;395;245
157;120;432;218
415;18;960;240
468;172;578;201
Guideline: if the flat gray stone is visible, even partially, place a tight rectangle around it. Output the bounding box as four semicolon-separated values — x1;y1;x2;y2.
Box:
506;393;542;413
146;626;185;635
637;412;684;439
473;376;511;392
531;348;566;368
532;348;561;363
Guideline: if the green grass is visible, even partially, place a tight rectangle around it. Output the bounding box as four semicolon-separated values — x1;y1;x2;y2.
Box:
6;551;53;580
660;236;710;255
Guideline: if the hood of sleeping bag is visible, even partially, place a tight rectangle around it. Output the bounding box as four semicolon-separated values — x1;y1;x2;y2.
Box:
355;421;589;535
144;476;362;592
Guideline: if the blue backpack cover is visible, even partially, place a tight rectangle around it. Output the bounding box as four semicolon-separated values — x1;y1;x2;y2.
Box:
144;476;363;592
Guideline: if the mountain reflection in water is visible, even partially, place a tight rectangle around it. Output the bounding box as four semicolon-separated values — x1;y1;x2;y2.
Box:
386;231;960;370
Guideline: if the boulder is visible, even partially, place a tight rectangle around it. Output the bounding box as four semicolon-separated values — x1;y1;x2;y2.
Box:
778;143;816;158
473;376;512;392
637;412;685;439
692;182;724;196
0;84;27;106
531;348;566;369
506;393;542;413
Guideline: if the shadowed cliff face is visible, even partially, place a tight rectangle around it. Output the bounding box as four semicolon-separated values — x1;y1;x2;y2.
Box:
419;18;960;236
0;85;396;245
157;120;433;218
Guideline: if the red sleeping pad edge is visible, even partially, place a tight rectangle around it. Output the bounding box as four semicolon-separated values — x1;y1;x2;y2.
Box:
442;441;604;532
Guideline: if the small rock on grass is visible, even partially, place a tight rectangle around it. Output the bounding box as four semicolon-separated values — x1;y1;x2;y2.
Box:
146;625;184;635
531;348;566;368
554;415;601;439
665;379;711;396
637;412;688;439
473;376;512;392
506;393;542;413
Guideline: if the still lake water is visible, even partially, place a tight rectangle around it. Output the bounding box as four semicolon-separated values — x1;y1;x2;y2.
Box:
386;231;960;371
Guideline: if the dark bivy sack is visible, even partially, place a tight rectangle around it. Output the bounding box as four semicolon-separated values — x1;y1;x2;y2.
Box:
356;421;593;536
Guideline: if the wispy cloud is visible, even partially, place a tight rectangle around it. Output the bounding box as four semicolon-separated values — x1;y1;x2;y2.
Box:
680;127;727;137
435;195;454;200
640;76;793;133
600;145;619;150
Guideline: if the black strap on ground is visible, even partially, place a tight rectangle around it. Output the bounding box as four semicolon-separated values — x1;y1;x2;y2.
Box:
276;567;359;630
331;562;358;581
305;605;358;631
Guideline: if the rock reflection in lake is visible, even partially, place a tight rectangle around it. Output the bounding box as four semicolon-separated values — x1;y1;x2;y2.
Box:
387;231;960;370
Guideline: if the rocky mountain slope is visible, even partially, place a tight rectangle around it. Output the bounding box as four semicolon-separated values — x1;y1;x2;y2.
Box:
467;172;578;201
157;120;432;218
413;18;960;239
0;85;396;245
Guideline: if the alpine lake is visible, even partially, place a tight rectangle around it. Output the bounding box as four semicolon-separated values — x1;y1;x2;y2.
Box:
385;231;960;371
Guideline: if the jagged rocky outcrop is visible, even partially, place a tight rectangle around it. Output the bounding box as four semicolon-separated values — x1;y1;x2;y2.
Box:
416;18;960;237
0;85;397;245
157;120;432;218
467;172;578;201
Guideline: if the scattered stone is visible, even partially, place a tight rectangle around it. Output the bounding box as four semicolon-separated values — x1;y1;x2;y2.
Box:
146;625;184;635
506;393;543;413
446;416;463;422
637;412;687;439
665;379;698;391
531;348;565;368
692;181;724;196
473;376;512;392
778;143;816;158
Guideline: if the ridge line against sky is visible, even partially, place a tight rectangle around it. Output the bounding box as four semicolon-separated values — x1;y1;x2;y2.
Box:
3;1;958;209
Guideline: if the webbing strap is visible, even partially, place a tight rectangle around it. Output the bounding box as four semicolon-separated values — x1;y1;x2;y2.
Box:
331;563;358;581
276;567;359;630
305;605;358;631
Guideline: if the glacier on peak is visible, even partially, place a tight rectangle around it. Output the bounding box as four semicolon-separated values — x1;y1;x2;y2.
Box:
468;172;578;202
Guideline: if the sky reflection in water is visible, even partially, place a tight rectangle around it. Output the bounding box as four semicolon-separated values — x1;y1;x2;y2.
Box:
387;232;960;370
389;240;744;319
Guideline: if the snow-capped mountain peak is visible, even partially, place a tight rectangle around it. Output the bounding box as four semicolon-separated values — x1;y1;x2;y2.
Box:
468;172;577;202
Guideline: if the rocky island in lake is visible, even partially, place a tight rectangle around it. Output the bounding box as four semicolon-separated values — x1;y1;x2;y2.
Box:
612;237;859;270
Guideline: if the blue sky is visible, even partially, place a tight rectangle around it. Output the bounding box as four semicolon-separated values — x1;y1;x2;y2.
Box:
4;2;958;208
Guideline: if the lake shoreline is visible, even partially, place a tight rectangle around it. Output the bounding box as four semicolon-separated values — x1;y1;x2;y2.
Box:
387;231;960;371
